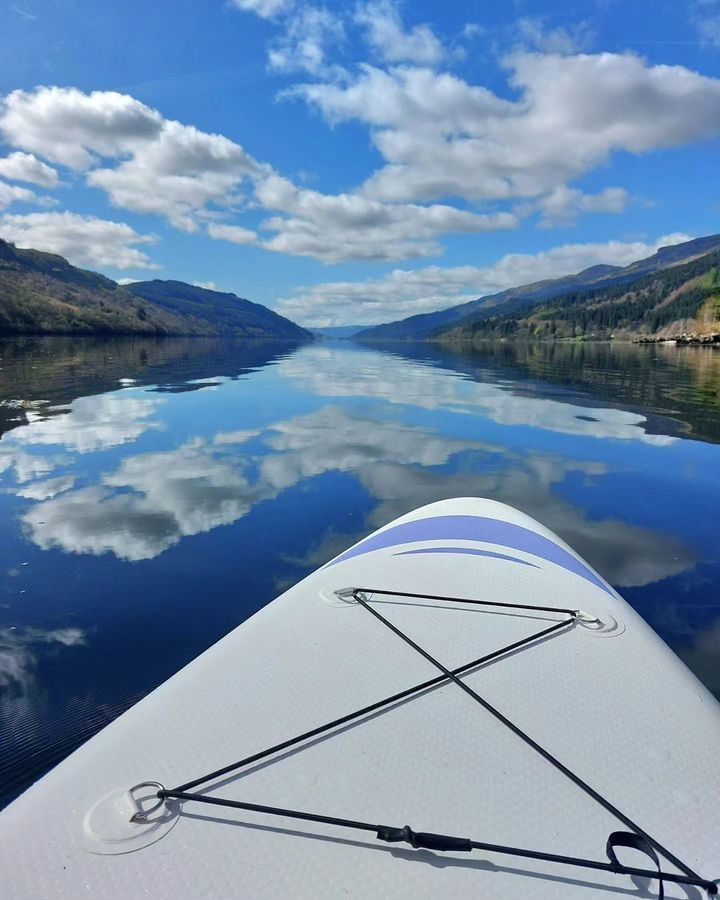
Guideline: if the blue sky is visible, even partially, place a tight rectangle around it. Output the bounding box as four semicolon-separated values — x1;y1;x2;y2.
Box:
0;0;719;326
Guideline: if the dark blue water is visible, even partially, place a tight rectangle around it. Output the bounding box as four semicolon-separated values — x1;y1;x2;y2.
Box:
1;335;719;809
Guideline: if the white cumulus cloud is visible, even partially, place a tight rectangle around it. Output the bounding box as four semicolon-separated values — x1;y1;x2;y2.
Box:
254;173;517;263
268;5;345;75
1;41;718;268
207;222;258;245
293;52;720;205
355;0;444;64
0;180;45;210
0;151;59;187
0;86;164;169
276;232;692;326
533;186;630;228
87;119;262;232
0;211;160;269
0;87;263;232
230;0;290;18
515;17;594;55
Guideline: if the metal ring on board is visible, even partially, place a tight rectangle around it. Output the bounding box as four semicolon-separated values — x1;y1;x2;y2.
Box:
574;610;601;625
129;782;166;822
574;610;625;638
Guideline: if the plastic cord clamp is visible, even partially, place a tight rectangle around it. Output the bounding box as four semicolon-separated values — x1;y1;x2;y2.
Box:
377;824;473;853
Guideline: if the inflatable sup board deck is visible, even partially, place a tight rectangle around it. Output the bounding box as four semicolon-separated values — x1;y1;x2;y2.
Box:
1;498;718;898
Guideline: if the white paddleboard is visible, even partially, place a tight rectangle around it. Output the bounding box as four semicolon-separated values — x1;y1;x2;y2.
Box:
1;498;718;898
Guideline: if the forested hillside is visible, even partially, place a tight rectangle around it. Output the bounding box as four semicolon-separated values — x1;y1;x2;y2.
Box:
0;240;310;339
435;248;720;344
358;234;720;342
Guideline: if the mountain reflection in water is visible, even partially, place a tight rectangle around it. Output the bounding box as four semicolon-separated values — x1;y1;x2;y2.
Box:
1;335;719;808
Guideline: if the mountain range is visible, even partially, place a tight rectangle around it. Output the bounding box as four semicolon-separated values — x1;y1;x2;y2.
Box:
358;234;720;342
0;239;310;340
2;233;720;344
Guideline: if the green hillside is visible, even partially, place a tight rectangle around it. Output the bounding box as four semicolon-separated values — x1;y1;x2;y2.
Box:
358;234;720;342
125;280;308;339
0;239;310;339
434;247;720;344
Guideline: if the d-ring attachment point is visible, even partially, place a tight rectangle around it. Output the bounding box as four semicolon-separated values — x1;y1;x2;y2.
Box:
129;781;166;822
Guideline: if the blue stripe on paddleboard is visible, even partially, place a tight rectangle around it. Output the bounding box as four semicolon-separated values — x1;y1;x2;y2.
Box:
393;547;539;568
325;514;613;596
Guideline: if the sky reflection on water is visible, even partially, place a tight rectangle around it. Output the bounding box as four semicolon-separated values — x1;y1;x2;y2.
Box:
1;336;719;807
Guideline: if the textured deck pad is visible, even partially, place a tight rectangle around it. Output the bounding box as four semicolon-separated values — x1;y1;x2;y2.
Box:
1;498;718;899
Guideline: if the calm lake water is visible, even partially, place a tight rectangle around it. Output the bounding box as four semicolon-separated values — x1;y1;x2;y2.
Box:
1;335;720;809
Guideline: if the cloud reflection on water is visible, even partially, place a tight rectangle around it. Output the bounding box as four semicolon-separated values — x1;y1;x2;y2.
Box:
0;627;87;692
0;446;61;483
291;441;694;589
278;345;677;445
21;407;479;561
11;394;161;453
15;474;76;500
2;336;718;812
18;402;694;588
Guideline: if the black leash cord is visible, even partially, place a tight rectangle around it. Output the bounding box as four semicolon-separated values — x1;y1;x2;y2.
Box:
157;789;716;895
174;616;572;793
351;590;707;887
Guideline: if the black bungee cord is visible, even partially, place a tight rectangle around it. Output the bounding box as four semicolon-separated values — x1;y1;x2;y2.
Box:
134;588;717;898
